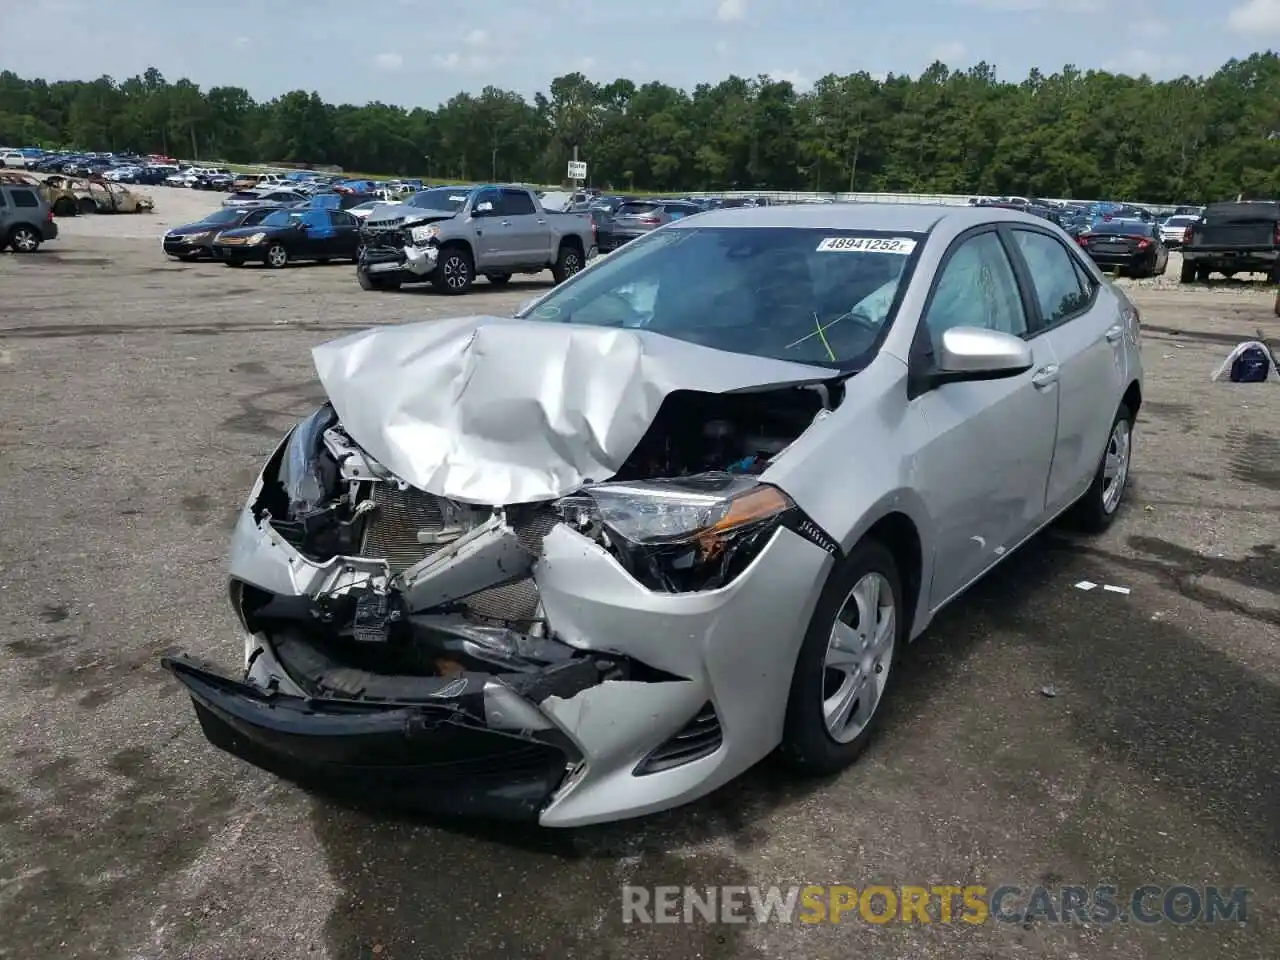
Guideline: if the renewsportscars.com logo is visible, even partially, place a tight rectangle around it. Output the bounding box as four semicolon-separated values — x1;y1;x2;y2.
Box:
621;884;1250;926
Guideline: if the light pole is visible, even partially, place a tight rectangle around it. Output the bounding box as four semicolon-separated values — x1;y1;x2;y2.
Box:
423;154;430;181
492;147;498;181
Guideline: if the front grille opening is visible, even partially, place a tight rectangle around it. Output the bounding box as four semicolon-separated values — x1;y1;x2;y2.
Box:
634;702;723;775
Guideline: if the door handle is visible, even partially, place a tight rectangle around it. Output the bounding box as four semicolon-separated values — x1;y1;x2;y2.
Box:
536;218;546;224
500;219;512;226
1031;364;1059;388
1105;324;1124;343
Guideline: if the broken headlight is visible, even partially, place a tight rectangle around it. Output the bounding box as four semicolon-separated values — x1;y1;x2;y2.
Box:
561;473;795;592
279;404;339;515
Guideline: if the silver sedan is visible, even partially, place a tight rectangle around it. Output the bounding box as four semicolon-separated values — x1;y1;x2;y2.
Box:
164;202;1143;826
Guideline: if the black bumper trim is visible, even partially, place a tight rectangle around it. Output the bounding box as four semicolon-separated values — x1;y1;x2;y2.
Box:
163;655;573;821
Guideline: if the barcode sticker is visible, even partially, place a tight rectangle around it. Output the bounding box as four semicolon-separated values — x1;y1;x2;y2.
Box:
816;236;917;254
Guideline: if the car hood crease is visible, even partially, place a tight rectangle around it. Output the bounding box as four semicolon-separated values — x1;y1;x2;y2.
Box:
311;315;835;505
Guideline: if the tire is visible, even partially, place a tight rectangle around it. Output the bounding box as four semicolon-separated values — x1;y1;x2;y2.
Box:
8;225;41;253
77;197;96;215
551;243;584;284
264;243;289;268
431;246;474;294
1197;266;1211;283
485;273;511;286
357;268;401;291
1179;260;1196;283
780;538;904;776
1069;402;1134;534
53;197;77;217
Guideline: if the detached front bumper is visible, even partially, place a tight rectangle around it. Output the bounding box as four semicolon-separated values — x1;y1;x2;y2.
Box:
163;648;581;821
359;241;438;278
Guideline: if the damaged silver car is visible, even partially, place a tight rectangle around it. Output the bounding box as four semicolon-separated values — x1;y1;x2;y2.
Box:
165;203;1143;826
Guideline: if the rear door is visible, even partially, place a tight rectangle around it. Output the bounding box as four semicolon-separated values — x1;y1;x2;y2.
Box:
469;188;509;269
499;188;550;267
1005;226;1125;514
326;210;360;257
0;187;11;236
910;228;1060;606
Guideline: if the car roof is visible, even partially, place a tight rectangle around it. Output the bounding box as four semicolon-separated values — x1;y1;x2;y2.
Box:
669;202;1051;233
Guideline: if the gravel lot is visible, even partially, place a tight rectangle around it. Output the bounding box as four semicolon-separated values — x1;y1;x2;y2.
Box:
1;200;1278;960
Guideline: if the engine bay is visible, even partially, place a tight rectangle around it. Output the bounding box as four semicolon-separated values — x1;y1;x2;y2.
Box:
239;382;840;683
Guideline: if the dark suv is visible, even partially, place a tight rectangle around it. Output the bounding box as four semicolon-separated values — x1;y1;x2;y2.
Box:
0;181;57;252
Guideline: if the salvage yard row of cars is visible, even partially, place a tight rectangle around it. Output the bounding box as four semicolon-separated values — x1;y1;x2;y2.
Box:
161;200;1146;826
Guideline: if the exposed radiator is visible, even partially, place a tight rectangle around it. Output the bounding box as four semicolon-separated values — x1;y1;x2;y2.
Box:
360;484;561;624
360;483;448;574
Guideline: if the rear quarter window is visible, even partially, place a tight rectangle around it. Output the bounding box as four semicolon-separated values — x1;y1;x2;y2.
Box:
11;189;39;207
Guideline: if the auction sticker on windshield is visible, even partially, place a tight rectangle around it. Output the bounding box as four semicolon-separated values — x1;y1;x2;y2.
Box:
816;236;917;254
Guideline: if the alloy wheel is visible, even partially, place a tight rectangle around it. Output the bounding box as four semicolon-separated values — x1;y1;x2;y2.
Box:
821;572;896;744
444;255;469;290
266;244;288;268
10;227;38;252
1101;418;1131;514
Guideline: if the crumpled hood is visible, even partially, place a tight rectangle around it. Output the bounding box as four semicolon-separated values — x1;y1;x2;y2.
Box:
311;316;834;505
365;209;454;227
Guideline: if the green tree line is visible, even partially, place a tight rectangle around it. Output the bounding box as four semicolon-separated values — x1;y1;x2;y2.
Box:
3;53;1280;202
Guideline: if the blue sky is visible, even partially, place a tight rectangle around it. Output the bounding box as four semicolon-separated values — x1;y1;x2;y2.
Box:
3;0;1280;107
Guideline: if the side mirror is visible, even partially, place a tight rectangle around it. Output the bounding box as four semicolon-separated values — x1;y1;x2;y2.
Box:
934;327;1033;381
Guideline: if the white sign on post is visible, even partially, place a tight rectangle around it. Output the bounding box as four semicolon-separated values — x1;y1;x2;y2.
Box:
567;160;587;180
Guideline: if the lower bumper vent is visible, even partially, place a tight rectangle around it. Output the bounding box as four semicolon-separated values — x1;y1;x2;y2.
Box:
634;702;723;775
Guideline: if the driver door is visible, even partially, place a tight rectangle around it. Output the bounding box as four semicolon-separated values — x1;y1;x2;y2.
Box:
906;229;1060;608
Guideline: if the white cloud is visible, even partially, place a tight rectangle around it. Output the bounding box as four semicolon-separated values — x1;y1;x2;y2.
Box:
372;51;403;71
716;0;745;22
1134;18;1169;38
929;41;967;64
1228;0;1280;33
432;51;492;72
464;28;489;47
766;68;810;88
231;36;250;49
714;40;729;55
576;56;597;72
963;0;1102;9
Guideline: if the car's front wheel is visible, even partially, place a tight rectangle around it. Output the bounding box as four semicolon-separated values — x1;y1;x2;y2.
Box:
781;538;904;775
431;246;474;294
7;225;41;253
1070;402;1134;533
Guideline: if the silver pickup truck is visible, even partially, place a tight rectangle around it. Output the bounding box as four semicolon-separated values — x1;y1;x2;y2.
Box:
357;184;596;294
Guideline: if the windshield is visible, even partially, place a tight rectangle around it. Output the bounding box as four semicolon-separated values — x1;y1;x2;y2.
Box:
260;210;301;228
409;187;471;211
201;209;244;225
1164;216;1195;226
515;226;922;367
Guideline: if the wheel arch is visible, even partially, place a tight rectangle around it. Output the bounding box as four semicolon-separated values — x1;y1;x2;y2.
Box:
862;511;924;640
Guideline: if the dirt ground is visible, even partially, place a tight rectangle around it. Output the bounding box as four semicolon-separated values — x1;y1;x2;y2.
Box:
0;209;1277;960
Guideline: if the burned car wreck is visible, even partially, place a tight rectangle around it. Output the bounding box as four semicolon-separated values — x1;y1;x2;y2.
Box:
166;314;846;826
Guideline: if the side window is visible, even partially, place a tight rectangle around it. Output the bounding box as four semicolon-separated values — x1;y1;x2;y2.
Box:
11;189;38;208
1011;229;1090;325
0;189;7;207
922;232;1027;350
246;208;270;225
499;189;536;216
1071;255;1096;296
301;210;327;229
326;210;350;228
473;189;501;216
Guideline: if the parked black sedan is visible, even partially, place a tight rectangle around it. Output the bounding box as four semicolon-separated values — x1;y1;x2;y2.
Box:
1075;217;1169;278
212;208;362;268
163;206;279;260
